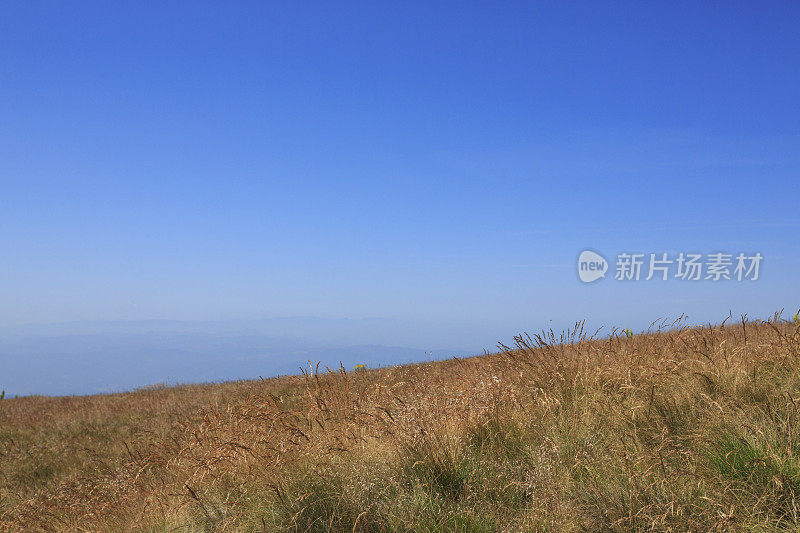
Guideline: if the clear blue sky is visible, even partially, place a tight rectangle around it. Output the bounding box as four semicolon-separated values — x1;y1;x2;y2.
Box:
2;1;799;332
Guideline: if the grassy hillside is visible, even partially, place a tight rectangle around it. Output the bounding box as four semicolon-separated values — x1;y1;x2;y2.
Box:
2;315;800;531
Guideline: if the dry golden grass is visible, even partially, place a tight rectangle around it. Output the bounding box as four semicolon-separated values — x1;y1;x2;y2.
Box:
2;313;800;531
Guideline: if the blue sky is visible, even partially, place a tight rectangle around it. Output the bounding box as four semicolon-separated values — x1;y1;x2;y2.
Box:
2;1;799;334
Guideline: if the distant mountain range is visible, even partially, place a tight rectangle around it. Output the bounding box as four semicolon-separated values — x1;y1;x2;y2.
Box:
0;317;506;396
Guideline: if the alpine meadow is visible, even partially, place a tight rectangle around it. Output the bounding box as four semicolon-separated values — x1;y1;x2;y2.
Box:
3;314;800;531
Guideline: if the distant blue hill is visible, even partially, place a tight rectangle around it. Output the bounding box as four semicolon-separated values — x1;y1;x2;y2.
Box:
0;333;470;396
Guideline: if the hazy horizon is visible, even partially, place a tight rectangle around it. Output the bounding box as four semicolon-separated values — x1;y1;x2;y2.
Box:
3;310;797;397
